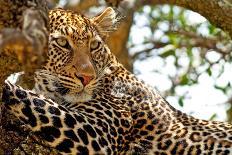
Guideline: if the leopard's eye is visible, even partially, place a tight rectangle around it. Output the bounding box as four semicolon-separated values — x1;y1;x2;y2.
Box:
56;37;69;48
90;39;100;50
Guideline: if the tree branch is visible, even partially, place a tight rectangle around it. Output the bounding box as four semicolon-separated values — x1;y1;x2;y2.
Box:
135;0;232;38
0;0;49;90
0;0;59;154
131;29;231;61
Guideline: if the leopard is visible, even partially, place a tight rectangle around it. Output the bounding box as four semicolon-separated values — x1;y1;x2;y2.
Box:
2;7;232;155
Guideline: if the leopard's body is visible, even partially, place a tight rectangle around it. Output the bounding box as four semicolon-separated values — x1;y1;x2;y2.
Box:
2;7;232;155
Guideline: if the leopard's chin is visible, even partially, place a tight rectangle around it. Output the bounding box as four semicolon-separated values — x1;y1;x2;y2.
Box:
63;91;93;103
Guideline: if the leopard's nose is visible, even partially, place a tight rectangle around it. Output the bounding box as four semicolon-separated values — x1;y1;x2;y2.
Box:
77;75;94;86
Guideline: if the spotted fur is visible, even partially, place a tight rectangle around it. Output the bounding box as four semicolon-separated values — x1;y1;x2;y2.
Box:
2;7;232;154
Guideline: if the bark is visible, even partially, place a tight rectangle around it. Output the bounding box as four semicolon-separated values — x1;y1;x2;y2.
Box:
65;0;100;12
107;10;133;71
0;0;59;154
136;0;232;38
227;96;232;123
0;0;49;90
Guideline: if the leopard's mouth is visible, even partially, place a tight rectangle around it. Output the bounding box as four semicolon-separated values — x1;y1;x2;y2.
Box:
54;81;93;101
57;83;92;95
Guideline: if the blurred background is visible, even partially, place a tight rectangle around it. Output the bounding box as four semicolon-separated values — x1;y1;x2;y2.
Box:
47;0;232;122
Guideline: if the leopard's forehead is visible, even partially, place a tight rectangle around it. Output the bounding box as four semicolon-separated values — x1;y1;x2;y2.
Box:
49;8;94;41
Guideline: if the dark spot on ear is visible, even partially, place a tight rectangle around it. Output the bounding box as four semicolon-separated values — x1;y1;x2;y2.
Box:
56;138;74;153
33;98;46;107
15;89;27;99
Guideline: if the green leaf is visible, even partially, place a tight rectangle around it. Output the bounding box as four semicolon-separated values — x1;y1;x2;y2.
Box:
179;10;186;27
178;96;184;107
209;113;217;121
208;24;217;35
214;85;226;93
187;48;193;66
159;50;175;58
226;107;232;123
179;74;189;85
168;6;174;20
168;33;177;45
206;67;212;76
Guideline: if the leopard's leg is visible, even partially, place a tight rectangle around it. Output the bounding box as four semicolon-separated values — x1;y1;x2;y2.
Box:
2;81;105;154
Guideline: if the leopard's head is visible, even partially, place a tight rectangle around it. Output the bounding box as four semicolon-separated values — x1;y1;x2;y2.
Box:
35;8;120;103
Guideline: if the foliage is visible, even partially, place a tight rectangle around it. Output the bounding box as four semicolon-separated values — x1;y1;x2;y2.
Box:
129;5;232;121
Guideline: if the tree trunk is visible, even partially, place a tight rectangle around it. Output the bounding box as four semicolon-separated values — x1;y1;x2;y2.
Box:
107;10;134;71
0;0;59;154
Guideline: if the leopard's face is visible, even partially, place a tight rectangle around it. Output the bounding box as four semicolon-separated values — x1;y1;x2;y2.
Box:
35;8;119;104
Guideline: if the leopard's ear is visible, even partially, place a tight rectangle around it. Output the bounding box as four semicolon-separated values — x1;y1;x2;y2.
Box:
91;7;121;38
